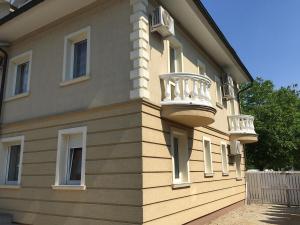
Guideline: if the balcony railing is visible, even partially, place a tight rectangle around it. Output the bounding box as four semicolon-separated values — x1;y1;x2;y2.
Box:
160;72;213;107
228;115;256;134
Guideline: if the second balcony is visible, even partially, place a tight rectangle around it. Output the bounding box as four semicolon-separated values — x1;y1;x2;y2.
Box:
160;72;216;127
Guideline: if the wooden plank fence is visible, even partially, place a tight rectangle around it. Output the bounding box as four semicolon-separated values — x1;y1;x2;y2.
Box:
246;171;300;206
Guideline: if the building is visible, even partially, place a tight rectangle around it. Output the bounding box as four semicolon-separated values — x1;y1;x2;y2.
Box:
0;0;257;224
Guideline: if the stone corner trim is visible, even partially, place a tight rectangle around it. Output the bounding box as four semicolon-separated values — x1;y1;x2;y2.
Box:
130;0;150;100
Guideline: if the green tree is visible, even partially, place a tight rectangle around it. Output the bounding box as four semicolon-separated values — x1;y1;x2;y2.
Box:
240;78;300;170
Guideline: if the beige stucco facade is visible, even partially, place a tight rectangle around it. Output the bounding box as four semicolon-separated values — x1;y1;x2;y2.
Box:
0;0;252;224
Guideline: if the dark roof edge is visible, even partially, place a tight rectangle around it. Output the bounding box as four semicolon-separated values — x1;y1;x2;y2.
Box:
0;0;44;26
194;0;254;82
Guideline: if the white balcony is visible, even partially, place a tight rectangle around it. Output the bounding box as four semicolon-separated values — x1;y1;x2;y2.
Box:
228;115;258;143
160;72;216;127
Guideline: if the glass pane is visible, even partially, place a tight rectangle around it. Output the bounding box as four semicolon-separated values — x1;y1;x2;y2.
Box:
7;145;21;182
222;145;228;172
236;155;241;178
173;137;180;179
205;140;212;173
217;82;222;104
15;62;29;95
73;39;87;78
169;46;176;73
69;147;82;181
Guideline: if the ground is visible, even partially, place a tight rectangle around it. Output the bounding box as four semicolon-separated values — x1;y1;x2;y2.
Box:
208;204;300;225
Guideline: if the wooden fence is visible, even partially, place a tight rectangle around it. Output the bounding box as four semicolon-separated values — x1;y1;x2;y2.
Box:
246;171;300;206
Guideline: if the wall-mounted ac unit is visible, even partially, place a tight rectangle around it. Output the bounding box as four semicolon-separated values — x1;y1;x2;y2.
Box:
229;141;241;155
222;74;235;100
151;6;175;37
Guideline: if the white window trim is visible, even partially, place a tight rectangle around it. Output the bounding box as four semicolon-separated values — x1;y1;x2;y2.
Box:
0;136;25;188
61;26;91;85
53;126;87;191
170;127;190;187
166;38;184;73
197;59;206;75
220;142;229;176
215;75;223;107
6;51;32;100
203;136;213;177
235;147;243;180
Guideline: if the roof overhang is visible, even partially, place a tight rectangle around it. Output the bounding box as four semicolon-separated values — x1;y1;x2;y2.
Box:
161;0;253;83
0;0;96;42
0;0;253;83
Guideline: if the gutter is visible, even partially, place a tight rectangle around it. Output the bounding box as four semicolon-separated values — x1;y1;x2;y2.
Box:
0;46;8;125
194;0;254;82
0;0;44;26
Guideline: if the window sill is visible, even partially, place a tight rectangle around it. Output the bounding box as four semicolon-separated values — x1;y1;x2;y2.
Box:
216;102;224;109
5;92;30;102
236;177;243;181
60;75;90;87
0;185;21;189
222;172;229;176
172;182;191;189
51;185;86;191
204;172;214;177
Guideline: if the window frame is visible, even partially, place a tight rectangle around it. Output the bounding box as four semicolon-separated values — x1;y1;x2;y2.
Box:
62;26;91;86
0;136;24;188
203;136;213;177
197;59;206;75
53;126;87;190
215;75;223;107
220;142;229;176
167;38;183;73
170;127;190;187
6;51;32;101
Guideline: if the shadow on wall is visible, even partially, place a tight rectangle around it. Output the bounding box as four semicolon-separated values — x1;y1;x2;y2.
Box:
260;205;300;225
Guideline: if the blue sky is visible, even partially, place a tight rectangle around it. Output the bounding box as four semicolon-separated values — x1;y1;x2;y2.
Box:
201;0;300;88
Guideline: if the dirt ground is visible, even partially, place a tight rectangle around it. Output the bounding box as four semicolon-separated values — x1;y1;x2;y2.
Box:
208;204;300;225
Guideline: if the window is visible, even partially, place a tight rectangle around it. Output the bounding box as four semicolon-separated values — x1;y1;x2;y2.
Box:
229;100;236;115
168;39;182;73
221;142;229;175
203;137;213;176
215;76;223;106
236;155;242;180
0;136;24;187
6;51;32;99
53;127;87;190
171;128;190;186
197;59;206;75
15;62;29;95
62;27;90;83
73;39;87;78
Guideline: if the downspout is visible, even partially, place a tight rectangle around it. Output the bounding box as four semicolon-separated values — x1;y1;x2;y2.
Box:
0;45;9;126
237;81;253;114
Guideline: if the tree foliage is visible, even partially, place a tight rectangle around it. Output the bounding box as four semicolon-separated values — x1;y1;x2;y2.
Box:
240;77;300;170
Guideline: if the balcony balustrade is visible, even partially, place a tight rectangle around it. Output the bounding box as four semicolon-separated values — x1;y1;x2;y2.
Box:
228;114;258;143
160;72;213;107
160;72;216;127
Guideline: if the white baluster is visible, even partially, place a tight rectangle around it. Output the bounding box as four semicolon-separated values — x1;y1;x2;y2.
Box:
164;78;171;101
205;82;211;101
192;78;199;100
199;80;205;100
174;78;181;101
184;78;190;101
236;117;241;131
230;117;234;131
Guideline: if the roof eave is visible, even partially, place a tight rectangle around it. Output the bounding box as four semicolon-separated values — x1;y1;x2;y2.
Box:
0;0;44;26
194;0;254;82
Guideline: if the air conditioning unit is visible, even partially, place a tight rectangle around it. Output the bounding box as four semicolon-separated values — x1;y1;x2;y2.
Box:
229;141;241;155
222;74;235;100
151;6;175;37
